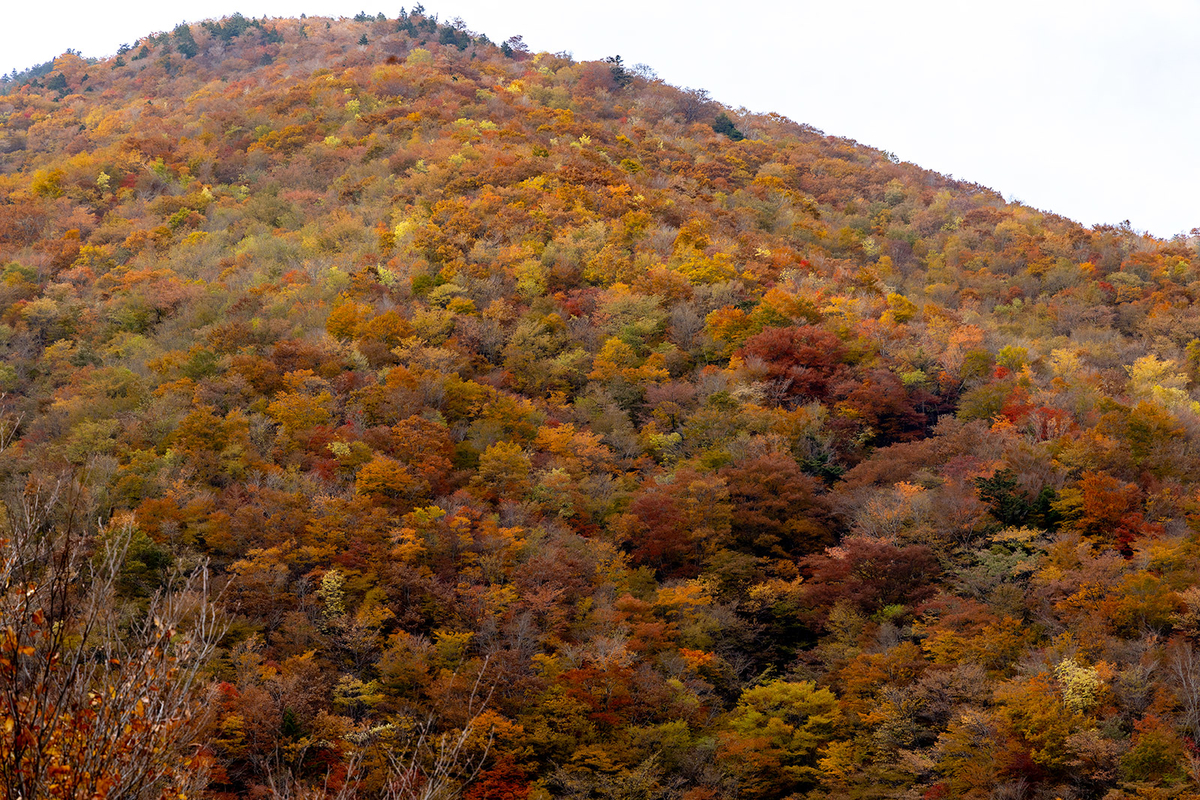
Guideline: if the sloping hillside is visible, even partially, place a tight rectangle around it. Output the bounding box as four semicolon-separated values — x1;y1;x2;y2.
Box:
2;10;1200;800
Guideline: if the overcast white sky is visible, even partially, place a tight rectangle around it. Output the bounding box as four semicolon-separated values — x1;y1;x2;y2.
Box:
3;1;1196;238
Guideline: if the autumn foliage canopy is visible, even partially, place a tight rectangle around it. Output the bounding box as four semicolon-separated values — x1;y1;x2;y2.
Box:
2;8;1200;799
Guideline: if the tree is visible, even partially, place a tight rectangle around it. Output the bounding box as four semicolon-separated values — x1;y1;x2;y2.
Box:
1120;715;1188;785
974;468;1033;527
800;537;940;628
994;672;1089;775
604;56;632;89
501;36;528;59
0;484;221;800
621;480;693;577
678;87;713;123
474;442;532;501
438;26;469;51
356;454;420;507
739;325;847;404
930;709;1007;799
712;112;744;141
720;451;835;559
720;680;840;799
172;23;198;59
1052;471;1148;556
620;467;732;578
392;416;457;494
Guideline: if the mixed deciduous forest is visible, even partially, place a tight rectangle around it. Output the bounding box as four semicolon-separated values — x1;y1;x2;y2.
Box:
3;9;1200;799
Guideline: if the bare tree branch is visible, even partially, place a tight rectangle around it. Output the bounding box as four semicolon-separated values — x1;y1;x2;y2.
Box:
0;477;224;800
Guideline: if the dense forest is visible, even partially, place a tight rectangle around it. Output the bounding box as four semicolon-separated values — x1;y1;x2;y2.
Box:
3;9;1200;800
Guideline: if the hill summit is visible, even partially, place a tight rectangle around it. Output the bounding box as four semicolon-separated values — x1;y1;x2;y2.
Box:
2;10;1200;800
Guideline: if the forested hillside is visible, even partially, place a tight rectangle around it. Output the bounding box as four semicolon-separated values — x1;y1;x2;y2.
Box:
4;10;1200;799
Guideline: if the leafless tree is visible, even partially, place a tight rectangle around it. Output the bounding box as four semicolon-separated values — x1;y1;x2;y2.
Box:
677;88;715;124
1169;639;1200;738
260;658;495;800
378;661;495;800
0;476;223;800
0;393;22;454
264;751;363;800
